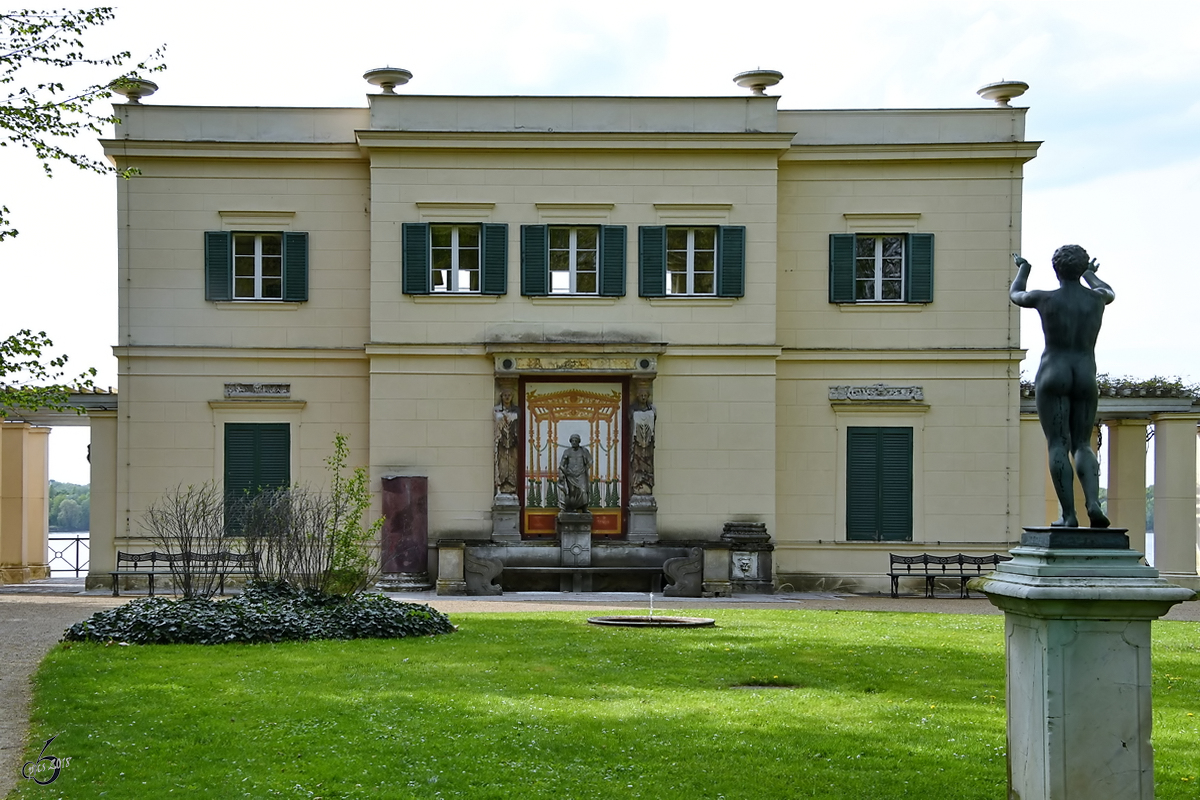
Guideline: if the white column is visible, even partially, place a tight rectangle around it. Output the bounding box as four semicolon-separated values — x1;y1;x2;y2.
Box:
1151;414;1200;584
1;423;32;583
23;427;51;578
1105;419;1149;556
86;410;118;590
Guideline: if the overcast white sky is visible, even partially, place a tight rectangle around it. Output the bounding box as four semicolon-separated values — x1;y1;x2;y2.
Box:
3;0;1198;483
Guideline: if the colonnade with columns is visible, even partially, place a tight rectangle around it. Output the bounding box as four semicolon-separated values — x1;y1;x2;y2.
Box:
1019;401;1200;587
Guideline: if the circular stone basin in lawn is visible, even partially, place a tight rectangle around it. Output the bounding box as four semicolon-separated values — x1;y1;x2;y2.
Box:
587;615;715;628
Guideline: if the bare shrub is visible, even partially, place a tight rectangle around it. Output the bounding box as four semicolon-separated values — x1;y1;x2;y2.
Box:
241;487;337;593
141;482;232;599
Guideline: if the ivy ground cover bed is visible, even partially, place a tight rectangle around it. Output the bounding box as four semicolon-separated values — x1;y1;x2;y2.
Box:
15;610;1200;799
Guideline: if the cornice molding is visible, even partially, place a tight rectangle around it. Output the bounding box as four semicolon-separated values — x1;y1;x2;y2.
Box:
780;140;1041;163
355;130;796;153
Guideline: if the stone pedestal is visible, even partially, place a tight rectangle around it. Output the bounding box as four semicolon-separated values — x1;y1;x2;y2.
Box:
376;476;434;592
627;495;658;543
722;522;774;593
702;546;731;597
558;511;592;592
972;528;1195;800
436;541;468;596
491;493;521;542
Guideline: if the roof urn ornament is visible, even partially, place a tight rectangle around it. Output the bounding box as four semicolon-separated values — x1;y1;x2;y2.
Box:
364;67;413;94
976;80;1029;107
733;69;783;96
111;77;158;104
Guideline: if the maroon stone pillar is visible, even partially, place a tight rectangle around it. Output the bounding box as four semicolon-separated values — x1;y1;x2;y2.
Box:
377;475;433;591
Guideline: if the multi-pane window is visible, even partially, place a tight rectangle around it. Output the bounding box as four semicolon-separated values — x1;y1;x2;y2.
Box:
549;226;599;294
855;235;904;301
205;231;307;303
233;233;284;300
829;232;933;304
666;227;717;295
431;224;481;293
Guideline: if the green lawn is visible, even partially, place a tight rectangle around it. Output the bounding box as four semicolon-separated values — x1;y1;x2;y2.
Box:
12;610;1200;799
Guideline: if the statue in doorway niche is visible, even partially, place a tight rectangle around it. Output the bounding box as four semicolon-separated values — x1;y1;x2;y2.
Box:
558;434;592;512
631;384;656;495
1010;245;1114;528
493;387;519;496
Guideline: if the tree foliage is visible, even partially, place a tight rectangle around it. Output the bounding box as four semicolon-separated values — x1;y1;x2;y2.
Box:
1;6;165;239
50;481;89;530
0;328;96;417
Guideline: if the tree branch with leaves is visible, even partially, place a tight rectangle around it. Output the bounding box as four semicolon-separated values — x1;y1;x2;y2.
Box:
0;328;96;417
1;6;165;240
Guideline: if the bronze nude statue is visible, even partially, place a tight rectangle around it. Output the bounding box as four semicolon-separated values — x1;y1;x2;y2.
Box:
558;433;592;512
1010;245;1114;528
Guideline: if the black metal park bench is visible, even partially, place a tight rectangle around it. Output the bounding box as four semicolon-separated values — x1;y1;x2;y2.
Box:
111;550;258;597
887;552;1012;599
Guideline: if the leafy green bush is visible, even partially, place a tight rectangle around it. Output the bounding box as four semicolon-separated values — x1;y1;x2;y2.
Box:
62;581;454;645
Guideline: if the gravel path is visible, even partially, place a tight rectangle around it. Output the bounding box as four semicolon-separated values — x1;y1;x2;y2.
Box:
1;582;1196;797
0;593;127;798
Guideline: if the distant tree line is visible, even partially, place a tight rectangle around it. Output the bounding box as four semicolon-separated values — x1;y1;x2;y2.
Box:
49;481;89;531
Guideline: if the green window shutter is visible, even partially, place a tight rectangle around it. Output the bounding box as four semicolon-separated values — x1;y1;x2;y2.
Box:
879;428;914;541
717;225;746;298
282;231;309;302
846;427;881;541
204;231;232;301
224;423;290;495
481;223;508;295
521;224;549;296
906;233;934;303
638;226;666;297
829;233;856;303
599;225;627;297
224;424;257;504
224;423;290;531
402;223;430;295
846;426;913;542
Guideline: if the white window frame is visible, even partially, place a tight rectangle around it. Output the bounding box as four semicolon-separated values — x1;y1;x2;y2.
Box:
232;233;284;300
548;226;599;295
855;234;905;303
666;226;717;296
430;224;481;293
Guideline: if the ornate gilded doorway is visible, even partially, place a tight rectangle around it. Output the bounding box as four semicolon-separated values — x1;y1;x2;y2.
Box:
522;380;625;537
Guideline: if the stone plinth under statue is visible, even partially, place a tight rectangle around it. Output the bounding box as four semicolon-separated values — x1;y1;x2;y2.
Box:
558;511;593;591
971;528;1194;800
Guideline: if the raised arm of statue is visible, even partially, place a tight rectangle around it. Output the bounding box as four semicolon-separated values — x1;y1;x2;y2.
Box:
1082;261;1115;304
1009;253;1042;308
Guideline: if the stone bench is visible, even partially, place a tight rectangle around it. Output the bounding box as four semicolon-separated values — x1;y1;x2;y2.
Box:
463;546;704;597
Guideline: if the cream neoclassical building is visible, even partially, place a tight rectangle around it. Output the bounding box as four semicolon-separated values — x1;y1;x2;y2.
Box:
11;75;1189;594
